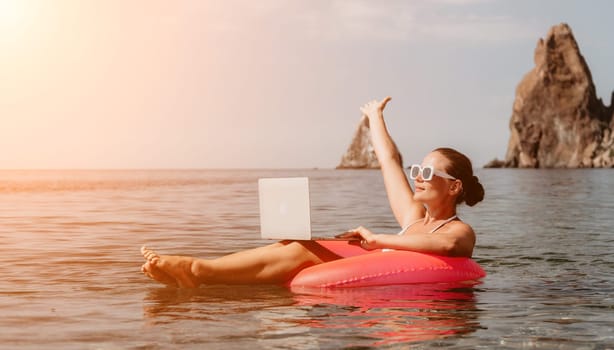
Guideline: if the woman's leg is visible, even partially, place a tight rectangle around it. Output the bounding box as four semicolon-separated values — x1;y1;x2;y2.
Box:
141;241;341;288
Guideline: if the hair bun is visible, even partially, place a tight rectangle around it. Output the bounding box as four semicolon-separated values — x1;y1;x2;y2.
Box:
433;147;485;207
465;175;484;207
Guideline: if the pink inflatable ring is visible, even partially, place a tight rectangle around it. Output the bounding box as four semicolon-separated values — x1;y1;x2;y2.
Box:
287;240;486;288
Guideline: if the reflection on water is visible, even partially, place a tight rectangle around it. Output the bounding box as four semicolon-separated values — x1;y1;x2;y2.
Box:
142;283;482;348
0;169;613;348
291;283;482;347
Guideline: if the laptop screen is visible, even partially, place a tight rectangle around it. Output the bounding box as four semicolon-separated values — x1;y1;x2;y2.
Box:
258;177;312;240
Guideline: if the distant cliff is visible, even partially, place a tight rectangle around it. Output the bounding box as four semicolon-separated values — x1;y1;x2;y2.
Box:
486;23;614;168
337;115;403;169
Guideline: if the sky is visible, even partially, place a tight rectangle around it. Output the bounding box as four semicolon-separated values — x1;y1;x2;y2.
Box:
1;0;613;169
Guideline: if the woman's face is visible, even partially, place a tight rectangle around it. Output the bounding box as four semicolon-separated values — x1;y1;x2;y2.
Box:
412;151;458;204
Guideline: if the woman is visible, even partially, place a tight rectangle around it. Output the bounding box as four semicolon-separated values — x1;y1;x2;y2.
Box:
140;97;485;288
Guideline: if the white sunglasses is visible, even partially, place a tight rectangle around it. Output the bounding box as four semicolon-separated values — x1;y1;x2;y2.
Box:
409;164;456;181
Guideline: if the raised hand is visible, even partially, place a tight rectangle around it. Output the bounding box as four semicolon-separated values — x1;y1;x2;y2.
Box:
359;96;392;120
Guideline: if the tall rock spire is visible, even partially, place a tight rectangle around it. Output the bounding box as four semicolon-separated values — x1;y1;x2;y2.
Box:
337;115;380;169
503;23;613;168
337;115;403;169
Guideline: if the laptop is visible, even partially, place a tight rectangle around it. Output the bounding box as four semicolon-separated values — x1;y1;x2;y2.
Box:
258;177;359;241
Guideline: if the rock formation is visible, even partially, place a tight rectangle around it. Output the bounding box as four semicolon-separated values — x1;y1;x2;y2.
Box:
337;115;403;169
493;23;614;168
337;116;380;169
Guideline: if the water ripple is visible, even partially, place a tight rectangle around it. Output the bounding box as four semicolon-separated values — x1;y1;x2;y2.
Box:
0;169;612;348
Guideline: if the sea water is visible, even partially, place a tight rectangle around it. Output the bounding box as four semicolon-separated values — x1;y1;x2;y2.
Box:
0;169;612;349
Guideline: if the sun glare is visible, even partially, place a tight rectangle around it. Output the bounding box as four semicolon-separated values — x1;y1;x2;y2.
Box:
0;0;29;42
0;0;24;25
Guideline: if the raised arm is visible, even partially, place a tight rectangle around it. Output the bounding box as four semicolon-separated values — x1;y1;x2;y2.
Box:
360;97;425;227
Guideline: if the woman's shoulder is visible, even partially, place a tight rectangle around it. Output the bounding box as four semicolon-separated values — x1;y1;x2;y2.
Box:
443;219;475;236
442;220;476;257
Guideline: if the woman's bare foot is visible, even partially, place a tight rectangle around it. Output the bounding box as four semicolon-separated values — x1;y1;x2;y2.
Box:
140;246;204;288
